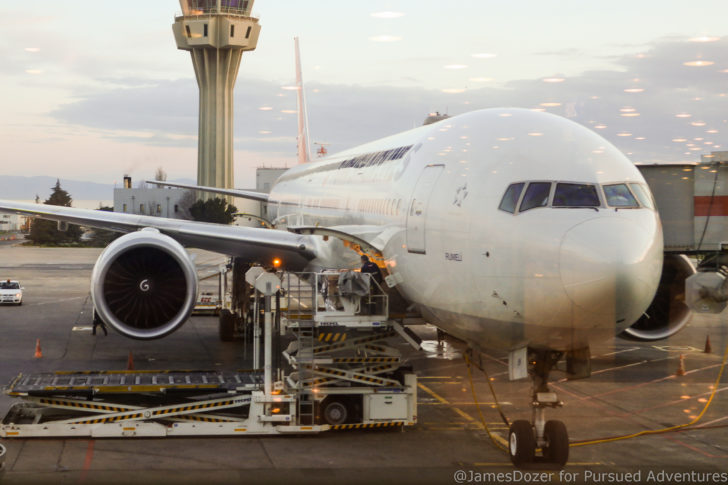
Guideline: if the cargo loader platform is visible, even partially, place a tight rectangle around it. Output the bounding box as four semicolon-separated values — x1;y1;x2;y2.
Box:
1;269;419;439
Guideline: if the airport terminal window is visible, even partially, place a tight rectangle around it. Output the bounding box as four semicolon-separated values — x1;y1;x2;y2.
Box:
498;183;524;213
629;183;655;209
519;182;551;212
603;184;638;207
552;183;600;207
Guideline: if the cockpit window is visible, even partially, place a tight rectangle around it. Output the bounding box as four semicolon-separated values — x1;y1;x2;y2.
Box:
498;183;525;214
520;182;551;212
552;183;600;207
500;180;653;213
628;183;654;210
603;184;639;207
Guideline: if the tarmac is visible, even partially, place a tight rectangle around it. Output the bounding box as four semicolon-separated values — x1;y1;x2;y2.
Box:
0;243;726;485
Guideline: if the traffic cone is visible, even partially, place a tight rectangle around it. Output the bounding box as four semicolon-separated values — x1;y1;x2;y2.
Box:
676;354;686;376
34;339;42;359
126;351;134;370
705;335;712;354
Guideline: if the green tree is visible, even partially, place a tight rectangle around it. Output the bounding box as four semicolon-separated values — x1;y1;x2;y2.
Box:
28;180;83;245
86;206;121;247
189;197;237;224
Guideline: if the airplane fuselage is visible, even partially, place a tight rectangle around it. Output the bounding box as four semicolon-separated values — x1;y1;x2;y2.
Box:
272;109;662;352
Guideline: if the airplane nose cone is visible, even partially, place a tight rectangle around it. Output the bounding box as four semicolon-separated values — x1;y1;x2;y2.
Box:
560;217;662;328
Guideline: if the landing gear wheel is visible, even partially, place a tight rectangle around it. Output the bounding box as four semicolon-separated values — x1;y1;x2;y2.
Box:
508;420;535;467
543;420;569;467
218;310;235;342
322;400;348;425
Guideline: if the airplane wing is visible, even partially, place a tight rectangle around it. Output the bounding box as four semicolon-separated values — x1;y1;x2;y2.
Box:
0;200;315;268
145;181;269;203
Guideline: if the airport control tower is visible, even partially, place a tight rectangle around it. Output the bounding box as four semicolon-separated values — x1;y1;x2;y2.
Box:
172;0;261;197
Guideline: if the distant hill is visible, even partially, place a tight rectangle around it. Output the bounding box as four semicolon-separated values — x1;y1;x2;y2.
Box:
0;176;196;202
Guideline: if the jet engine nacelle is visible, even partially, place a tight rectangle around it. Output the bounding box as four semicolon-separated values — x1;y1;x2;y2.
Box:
90;228;198;340
622;254;695;340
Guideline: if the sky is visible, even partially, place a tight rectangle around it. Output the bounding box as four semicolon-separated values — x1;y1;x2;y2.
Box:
3;0;728;191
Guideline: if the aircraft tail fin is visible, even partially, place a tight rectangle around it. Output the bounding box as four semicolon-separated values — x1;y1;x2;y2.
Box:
295;37;312;164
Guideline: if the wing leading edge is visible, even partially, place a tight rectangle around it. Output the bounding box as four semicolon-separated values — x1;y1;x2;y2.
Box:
144;181;270;203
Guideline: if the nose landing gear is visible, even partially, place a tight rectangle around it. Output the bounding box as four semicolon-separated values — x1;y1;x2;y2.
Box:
508;349;569;468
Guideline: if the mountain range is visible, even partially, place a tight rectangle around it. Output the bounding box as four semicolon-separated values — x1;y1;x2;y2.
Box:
0;176;196;202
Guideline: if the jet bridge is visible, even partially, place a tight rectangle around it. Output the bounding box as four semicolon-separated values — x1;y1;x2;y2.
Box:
638;156;728;315
1;268;418;438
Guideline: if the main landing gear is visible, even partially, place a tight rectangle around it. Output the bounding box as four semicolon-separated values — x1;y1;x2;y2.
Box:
508;349;569;468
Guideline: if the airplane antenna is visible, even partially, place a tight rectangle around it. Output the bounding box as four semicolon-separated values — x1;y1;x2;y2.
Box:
295;37;312;164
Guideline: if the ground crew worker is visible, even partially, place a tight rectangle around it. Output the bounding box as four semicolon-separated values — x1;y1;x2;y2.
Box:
92;310;108;336
360;255;382;284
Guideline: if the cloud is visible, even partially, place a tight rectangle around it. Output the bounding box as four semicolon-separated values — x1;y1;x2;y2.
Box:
48;36;728;165
53;78;197;134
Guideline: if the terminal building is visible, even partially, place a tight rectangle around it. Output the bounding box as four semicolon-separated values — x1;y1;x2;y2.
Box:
113;167;287;224
113;176;189;219
0;214;25;232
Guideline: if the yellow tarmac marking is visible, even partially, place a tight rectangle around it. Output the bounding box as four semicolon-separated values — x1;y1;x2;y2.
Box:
418;382;475;423
417;382;475;421
419;402;512;406
417;382;449;404
427;426;469;431
490;433;509;448
417;382;512;447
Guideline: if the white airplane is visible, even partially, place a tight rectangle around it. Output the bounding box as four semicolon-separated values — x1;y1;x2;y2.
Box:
0;106;665;465
1;36;685;468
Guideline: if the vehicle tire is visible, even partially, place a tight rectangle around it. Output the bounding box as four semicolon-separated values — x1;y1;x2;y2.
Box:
543;420;569;467
219;310;235;342
321;399;348;425
509;420;535;467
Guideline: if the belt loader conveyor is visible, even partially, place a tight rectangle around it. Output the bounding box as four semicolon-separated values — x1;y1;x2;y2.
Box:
1;370;331;438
